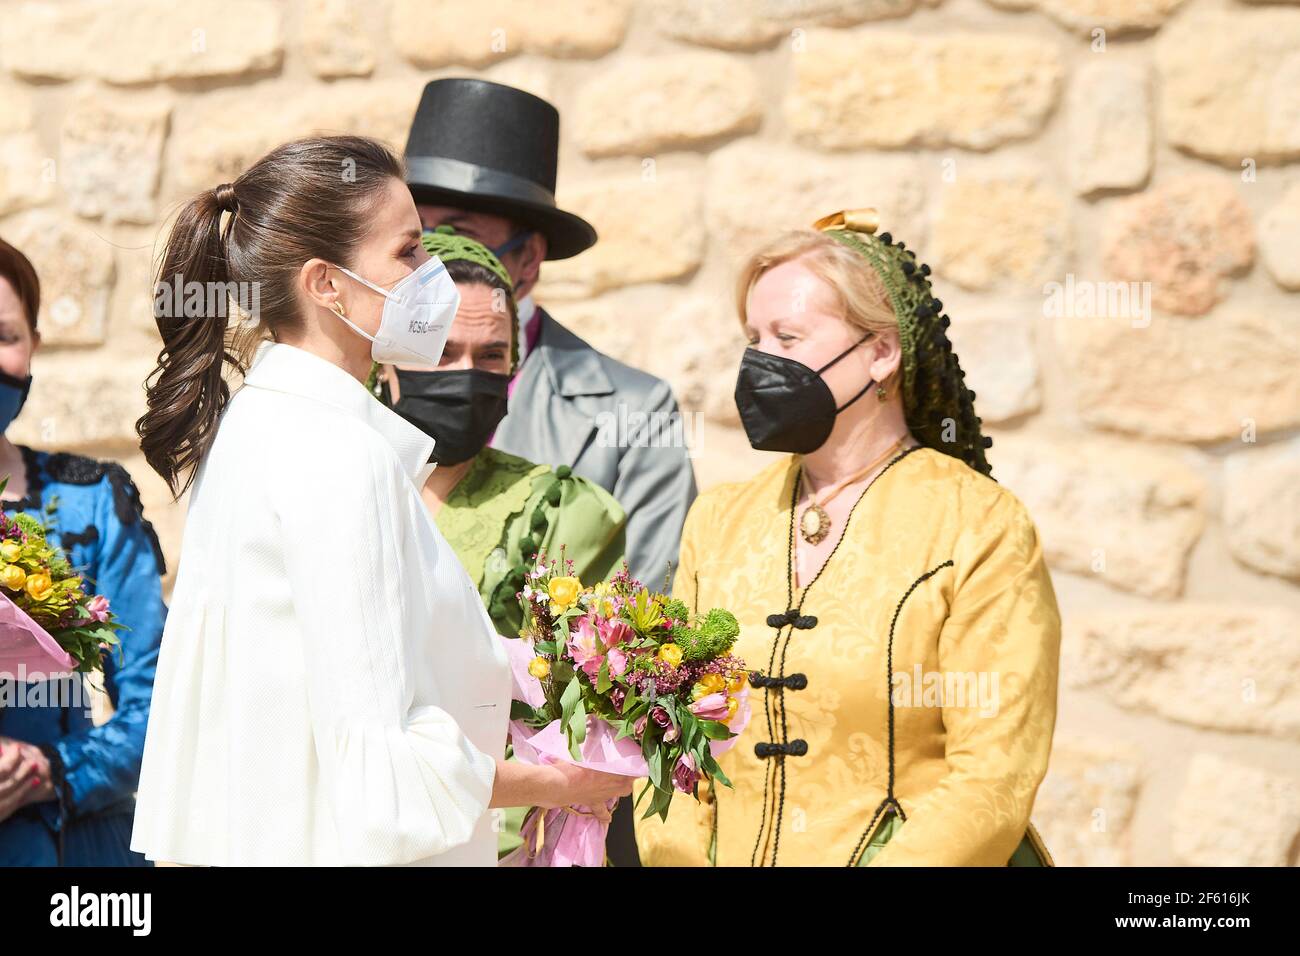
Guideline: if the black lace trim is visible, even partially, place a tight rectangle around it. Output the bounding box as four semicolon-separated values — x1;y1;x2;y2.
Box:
43;451;108;486
104;464;167;576
3;447;167;576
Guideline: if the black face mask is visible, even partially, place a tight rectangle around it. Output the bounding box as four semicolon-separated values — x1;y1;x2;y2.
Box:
733;333;875;454
382;368;511;466
0;368;32;433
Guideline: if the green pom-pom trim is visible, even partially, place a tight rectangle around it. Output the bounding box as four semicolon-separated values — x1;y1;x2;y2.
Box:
822;227;992;477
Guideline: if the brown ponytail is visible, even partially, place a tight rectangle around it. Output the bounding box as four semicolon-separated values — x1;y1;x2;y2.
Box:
139;188;232;498
137;135;402;497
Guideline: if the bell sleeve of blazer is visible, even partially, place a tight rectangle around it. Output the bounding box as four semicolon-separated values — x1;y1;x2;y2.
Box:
870;493;1061;866
276;432;497;866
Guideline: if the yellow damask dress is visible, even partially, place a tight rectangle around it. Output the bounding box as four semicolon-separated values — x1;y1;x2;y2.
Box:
634;446;1060;866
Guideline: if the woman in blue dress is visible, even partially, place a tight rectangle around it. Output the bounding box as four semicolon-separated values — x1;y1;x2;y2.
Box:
0;237;167;866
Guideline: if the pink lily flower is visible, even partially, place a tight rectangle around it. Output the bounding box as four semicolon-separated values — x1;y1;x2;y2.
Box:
566;616;603;680
597;617;632;649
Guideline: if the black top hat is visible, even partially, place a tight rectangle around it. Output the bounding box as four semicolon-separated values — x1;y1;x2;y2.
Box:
404;78;596;261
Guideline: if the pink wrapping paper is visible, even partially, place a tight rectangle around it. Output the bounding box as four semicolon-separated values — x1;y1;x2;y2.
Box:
0;591;74;680
499;634;750;867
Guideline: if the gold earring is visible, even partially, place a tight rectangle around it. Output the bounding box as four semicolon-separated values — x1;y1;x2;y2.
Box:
877;384;888;402
332;301;347;319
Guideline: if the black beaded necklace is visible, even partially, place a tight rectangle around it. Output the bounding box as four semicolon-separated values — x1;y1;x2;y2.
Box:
748;443;923;867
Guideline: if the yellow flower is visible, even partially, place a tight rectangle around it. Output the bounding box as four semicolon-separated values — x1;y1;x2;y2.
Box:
657;643;683;668
527;656;551;679
25;571;53;601
725;696;740;722
0;541;20;563
0;564;25;590
692;673;727;700
727;671;749;694
590;581;616;617
547;576;582;611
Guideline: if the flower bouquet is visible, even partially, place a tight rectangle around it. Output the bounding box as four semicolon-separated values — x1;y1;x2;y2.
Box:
0;477;121;681
501;553;751;867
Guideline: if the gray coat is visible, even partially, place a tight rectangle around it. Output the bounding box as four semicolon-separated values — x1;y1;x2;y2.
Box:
490;308;697;590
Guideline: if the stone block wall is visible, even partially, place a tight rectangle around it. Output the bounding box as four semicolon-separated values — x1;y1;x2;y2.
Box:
0;0;1296;865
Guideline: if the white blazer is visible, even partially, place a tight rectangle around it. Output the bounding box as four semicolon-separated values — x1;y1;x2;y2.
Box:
130;342;510;866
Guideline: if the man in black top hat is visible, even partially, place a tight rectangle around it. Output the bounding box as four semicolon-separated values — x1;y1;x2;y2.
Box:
403;77;698;866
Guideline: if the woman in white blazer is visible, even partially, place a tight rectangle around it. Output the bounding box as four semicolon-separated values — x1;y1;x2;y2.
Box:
129;136;630;866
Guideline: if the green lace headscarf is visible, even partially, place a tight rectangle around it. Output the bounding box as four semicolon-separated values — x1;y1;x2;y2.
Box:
813;209;992;477
364;224;518;392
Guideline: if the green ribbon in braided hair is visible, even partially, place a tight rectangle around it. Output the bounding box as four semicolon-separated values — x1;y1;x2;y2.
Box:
812;209;992;477
363;224;520;393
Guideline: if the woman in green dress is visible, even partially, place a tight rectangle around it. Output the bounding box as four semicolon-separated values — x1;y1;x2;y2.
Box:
375;227;627;856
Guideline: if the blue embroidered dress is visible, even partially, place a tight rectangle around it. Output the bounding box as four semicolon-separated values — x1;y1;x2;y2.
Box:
0;446;167;866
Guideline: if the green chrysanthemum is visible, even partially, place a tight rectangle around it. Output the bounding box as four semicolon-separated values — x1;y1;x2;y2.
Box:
664;604;740;662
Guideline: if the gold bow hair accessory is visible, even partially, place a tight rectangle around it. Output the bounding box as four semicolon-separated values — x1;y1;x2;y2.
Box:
812;208;879;234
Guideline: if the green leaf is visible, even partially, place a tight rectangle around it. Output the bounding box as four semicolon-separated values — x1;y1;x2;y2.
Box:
645;740;663;792
682;715;701;751
699;719;733;741
655;750;673;793
572;696;587;747
551;659;574;684
596;658;611;694
559;673;582;728
652;784;673;822
509;699;536;721
700;751;732;789
622;700;649;723
639;783;674;821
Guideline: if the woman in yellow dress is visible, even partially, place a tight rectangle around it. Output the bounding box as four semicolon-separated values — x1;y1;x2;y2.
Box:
634;210;1060;867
